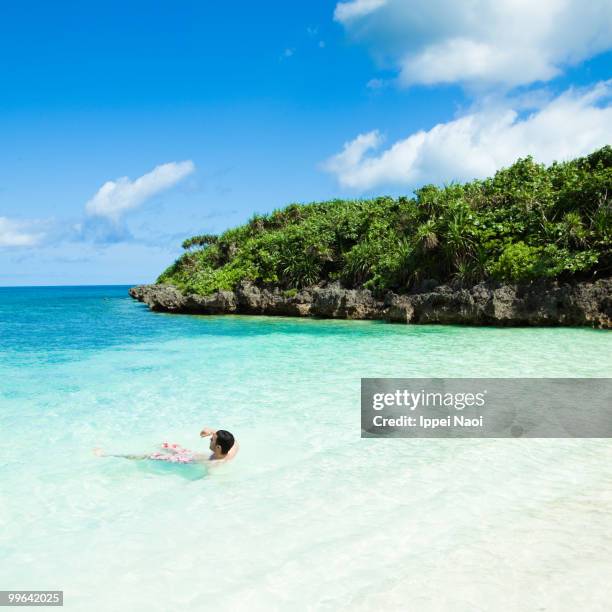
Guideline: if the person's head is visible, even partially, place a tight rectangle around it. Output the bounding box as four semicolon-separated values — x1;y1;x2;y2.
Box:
210;429;235;456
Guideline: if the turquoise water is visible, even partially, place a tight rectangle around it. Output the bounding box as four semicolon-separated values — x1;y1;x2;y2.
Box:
1;286;611;611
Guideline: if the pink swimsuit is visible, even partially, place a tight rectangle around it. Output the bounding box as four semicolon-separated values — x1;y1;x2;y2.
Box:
148;442;196;464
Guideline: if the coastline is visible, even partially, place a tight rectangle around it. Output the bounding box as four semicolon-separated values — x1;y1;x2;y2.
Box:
129;278;612;328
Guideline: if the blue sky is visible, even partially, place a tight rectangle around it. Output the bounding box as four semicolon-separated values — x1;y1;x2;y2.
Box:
1;0;611;285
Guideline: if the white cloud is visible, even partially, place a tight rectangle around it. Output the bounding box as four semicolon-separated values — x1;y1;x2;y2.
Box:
399;38;559;88
334;0;612;88
0;217;44;247
85;160;195;221
323;81;612;190
334;0;387;23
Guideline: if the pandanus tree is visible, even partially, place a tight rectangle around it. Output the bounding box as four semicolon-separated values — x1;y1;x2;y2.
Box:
182;234;219;250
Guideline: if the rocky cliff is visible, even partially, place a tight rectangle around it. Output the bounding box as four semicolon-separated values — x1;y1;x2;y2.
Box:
129;278;612;328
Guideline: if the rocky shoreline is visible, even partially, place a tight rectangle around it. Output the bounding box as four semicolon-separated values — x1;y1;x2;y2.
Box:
129;278;612;328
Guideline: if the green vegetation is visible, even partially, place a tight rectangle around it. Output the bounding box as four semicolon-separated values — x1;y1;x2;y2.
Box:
159;147;612;296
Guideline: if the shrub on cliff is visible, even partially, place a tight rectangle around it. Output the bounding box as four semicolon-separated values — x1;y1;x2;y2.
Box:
158;146;612;295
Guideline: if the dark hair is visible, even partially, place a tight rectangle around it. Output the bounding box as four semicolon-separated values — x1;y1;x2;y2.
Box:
215;430;235;455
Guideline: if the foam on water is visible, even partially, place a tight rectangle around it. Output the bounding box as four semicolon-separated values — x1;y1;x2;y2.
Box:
1;286;611;611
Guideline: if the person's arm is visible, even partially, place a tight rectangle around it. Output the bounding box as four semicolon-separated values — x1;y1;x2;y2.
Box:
225;440;239;460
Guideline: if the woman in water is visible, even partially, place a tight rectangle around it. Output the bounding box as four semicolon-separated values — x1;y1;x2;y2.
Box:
94;427;239;464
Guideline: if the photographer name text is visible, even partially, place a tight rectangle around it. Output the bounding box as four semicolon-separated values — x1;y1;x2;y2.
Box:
372;414;484;429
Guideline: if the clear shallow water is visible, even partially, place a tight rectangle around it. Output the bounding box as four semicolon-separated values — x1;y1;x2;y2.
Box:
1;286;611;611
